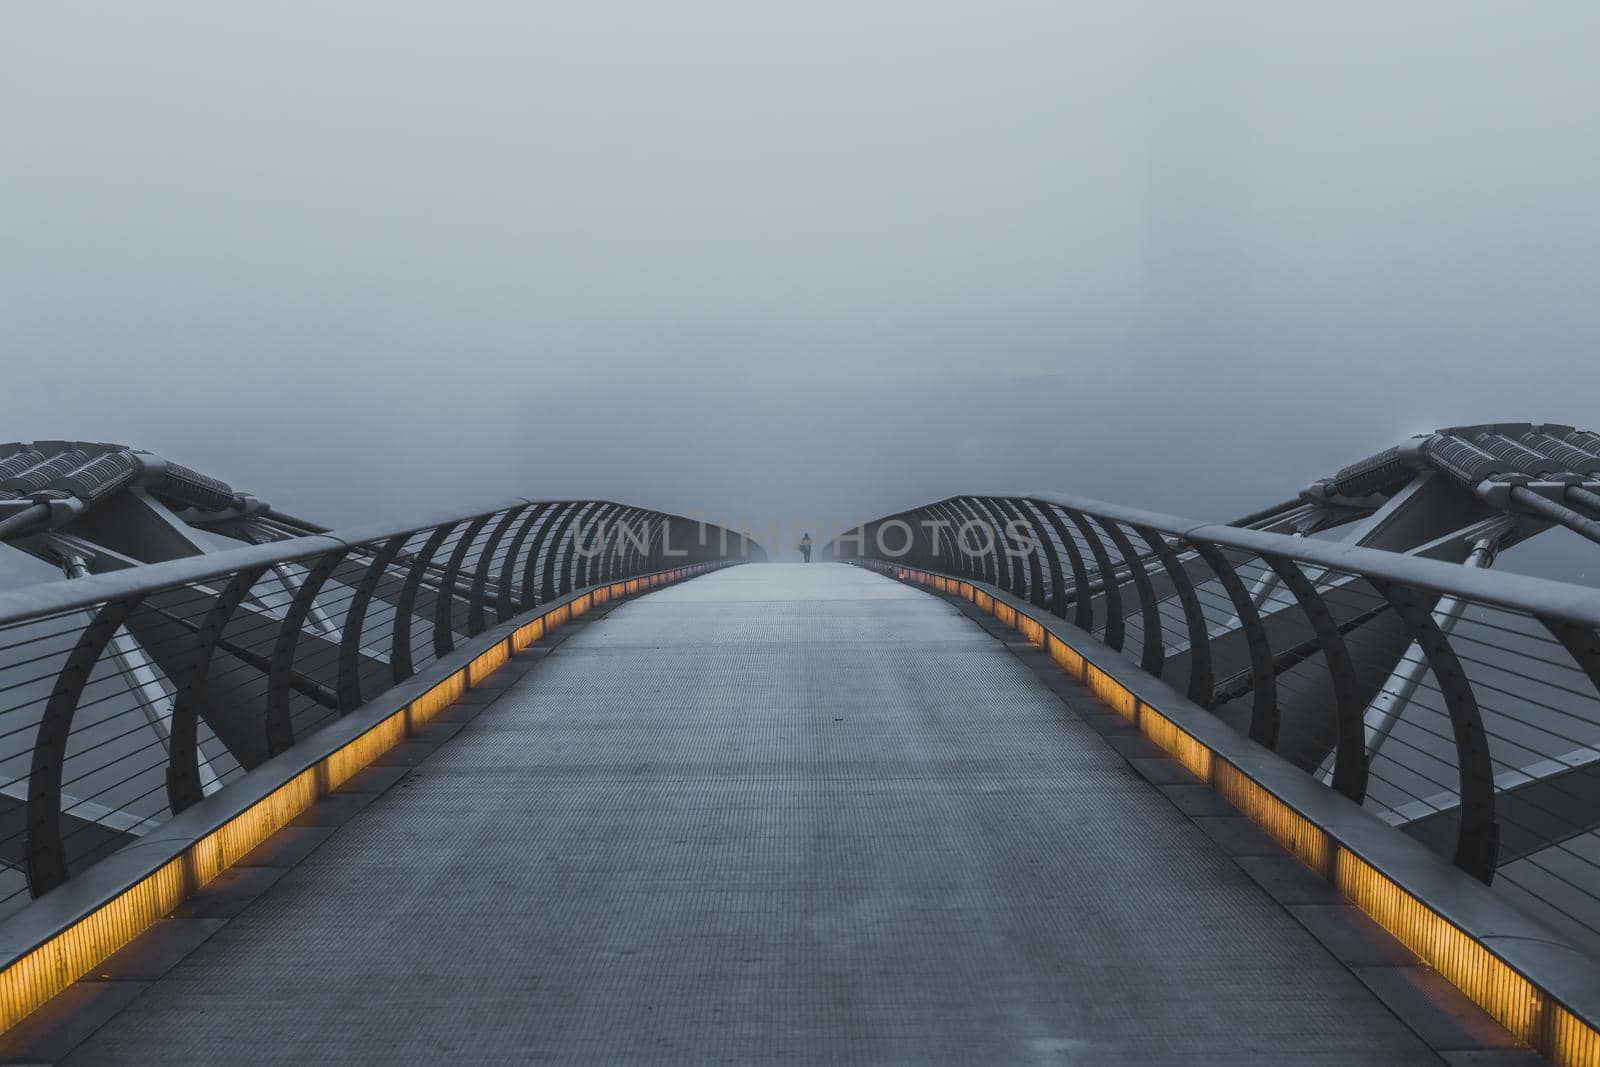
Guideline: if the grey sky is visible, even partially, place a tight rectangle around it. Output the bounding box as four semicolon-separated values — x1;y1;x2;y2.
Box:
4;2;1599;557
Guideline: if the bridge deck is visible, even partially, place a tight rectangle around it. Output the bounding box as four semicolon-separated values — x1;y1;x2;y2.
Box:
64;564;1436;1063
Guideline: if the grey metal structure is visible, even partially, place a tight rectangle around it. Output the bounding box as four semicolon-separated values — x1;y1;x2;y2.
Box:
828;422;1600;962
0;443;763;916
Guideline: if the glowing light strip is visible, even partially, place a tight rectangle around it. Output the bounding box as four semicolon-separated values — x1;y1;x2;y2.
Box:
882;561;1599;1067
0;563;711;1034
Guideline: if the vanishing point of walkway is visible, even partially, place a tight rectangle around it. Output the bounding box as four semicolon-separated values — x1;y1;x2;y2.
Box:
65;564;1439;1063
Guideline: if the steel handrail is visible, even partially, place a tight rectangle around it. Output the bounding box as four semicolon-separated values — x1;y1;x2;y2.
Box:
0;496;754;627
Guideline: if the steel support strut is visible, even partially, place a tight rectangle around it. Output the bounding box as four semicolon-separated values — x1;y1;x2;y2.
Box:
1038;503;1094;630
1101;518;1164;674
26;596;144;895
1265;555;1368;801
470;505;529;635
1134;526;1213;706
339;534;407;713
392;522;459;683
1191;542;1279;748
434;514;493;658
266;548;349;756
1066;510;1123;651
169;565;268;812
1373;579;1499;881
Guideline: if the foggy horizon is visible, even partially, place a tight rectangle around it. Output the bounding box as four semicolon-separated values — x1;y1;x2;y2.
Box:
6;3;1599;554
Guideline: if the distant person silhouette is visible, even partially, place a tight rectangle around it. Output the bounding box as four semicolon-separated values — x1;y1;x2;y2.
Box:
798;533;813;563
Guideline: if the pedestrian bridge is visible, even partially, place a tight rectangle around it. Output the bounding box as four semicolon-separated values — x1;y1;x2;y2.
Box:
14;564;1457;1063
0;431;1598;1064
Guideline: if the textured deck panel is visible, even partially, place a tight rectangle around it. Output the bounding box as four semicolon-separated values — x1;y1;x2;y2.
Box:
64;564;1432;1064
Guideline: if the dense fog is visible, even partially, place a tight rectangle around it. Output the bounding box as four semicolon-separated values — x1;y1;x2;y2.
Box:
5;3;1598;565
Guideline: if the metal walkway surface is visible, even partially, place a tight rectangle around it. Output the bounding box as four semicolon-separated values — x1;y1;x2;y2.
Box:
62;564;1449;1063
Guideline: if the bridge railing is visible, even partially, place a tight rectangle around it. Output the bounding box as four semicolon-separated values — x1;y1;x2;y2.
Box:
830;493;1600;960
0;499;762;916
